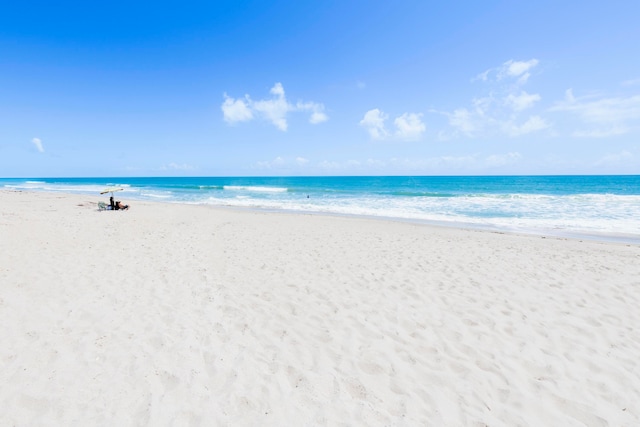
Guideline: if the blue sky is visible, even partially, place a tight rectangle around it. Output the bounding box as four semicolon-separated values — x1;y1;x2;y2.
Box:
2;0;639;177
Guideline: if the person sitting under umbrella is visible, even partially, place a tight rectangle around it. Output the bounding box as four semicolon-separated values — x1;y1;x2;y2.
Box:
108;195;129;210
115;200;129;210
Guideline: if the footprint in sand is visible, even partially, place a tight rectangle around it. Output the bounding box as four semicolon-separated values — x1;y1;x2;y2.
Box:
344;377;367;400
359;360;385;375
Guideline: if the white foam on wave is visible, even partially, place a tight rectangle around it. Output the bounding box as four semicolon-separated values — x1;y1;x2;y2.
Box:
8;182;105;194
140;192;172;199
196;192;640;238
4;181;141;199
223;185;288;193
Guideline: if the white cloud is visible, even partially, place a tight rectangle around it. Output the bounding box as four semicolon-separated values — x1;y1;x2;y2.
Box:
472;96;493;116
505;115;549;136
317;160;342;171
394;113;426;140
550;90;640;137
255;156;285;169
309;111;329;124
477;59;539;85
360;109;389;139
485;152;522;167
446;108;482;136
252;83;291;131
31;137;44;153
221;94;253;124
440;59;547;139
360;109;426;141
505;91;541;111
473;69;491;82
498;59;539;84
366;153;519;172
595;150;634;166
296;101;328;124
255;152;526;174
443;105;549;139
270;82;285;97
222;83;328;131
388;156;478;170
160;162;196;171
255;156;314;171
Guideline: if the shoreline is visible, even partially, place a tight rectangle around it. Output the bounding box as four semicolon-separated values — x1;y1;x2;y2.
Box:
5;188;640;246
3;174;639;242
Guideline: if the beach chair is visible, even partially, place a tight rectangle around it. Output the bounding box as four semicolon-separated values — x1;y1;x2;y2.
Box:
98;202;111;211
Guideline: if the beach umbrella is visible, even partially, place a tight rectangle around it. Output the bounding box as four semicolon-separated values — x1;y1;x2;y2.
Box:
100;187;123;196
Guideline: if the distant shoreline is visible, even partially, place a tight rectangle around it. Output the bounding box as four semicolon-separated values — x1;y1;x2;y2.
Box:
3;187;639;245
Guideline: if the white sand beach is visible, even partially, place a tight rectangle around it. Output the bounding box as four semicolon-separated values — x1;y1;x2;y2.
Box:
1;189;639;426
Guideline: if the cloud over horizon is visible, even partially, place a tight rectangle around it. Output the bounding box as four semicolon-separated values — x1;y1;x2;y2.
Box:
254;151;524;174
439;58;549;139
159;162;196;171
550;90;640;138
222;83;328;131
360;110;426;141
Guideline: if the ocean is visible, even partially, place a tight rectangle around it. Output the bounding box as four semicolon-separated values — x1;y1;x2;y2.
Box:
2;175;639;243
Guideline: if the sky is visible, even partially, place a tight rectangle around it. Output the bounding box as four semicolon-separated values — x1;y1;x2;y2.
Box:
2;0;640;177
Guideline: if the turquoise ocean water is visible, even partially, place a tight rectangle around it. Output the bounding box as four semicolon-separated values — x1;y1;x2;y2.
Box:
2;176;639;242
